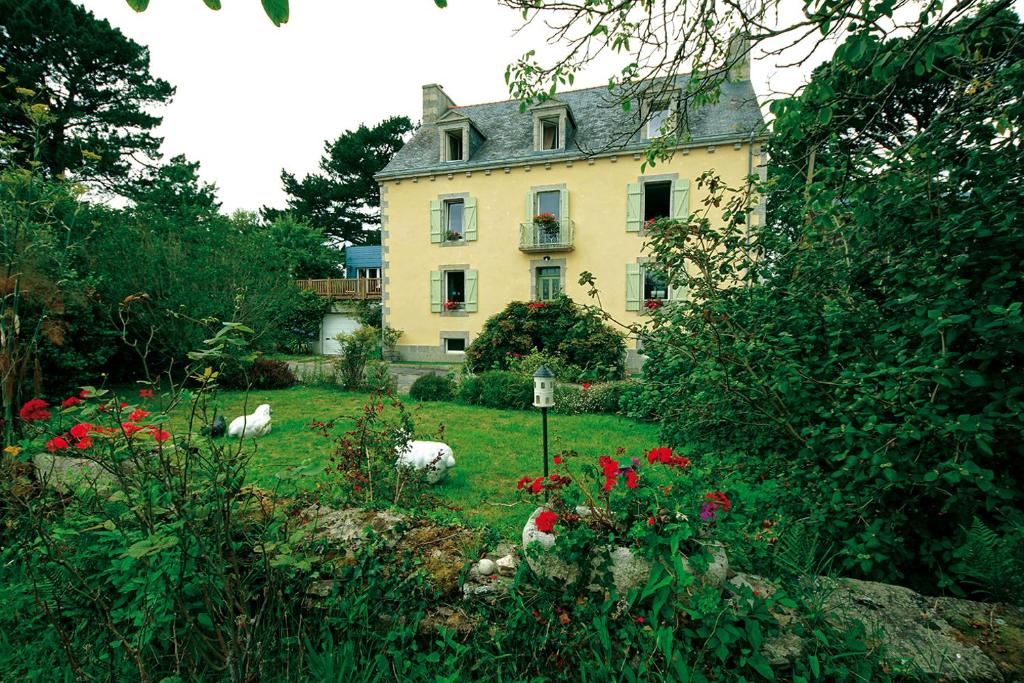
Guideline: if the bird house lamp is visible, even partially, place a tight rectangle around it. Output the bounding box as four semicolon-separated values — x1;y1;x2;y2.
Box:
533;365;555;408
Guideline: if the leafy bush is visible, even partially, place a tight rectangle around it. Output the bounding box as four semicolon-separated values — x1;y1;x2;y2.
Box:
622;14;1024;592
276;288;328;355
455;371;532;410
364;360;396;395
355;300;382;329
476;371;534;410
219;357;298;389
506;349;584;383
409;374;455;402
332;326;378;390
465;296;625;381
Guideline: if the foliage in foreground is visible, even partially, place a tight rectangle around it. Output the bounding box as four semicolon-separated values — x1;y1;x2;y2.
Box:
620;10;1024;593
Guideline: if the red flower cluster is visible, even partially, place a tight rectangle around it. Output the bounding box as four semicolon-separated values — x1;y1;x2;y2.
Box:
535;510;558;533
139;388;154;399
624;469;639;489
553;455;562;464
19;399;51;422
61;396;82;409
581;383;591;390
598;455;620;492
517;476;545;494
46;437;69;453
443;300;461;311
527;302;546;309
127;409;151;422
646;447;690;469
644;299;663;310
705;491;731;512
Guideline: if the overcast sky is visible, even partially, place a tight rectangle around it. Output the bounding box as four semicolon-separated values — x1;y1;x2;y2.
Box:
76;1;838;214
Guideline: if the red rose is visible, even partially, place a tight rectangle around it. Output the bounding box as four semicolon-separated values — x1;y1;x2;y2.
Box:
18;399;51;422
46;437;69;452
61;397;82;409
535;511;558;533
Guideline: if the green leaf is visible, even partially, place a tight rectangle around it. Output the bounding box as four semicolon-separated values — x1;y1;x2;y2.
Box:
125;0;149;10
809;654;820;677
747;653;775;680
434;0;448;6
262;0;289;26
204;0;222;9
818;106;833;125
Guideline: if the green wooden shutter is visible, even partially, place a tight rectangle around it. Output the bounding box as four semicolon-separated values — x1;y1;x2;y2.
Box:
430;200;442;243
625;263;641;311
671;179;690;220
626;183;642;232
464;197;477;241
430;271;442;312
465;269;478;313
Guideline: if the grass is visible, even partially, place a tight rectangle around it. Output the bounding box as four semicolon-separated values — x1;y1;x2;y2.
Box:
166;386;659;537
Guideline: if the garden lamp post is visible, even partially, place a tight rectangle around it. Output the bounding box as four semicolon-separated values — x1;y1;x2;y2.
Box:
533;366;555;499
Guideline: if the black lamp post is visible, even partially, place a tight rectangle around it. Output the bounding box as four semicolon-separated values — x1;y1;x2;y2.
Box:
533;365;555;498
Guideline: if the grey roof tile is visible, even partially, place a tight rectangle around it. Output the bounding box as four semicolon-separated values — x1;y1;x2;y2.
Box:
377;78;764;179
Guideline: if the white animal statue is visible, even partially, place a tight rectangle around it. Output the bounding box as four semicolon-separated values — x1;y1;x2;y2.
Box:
395;440;456;484
227;404;272;438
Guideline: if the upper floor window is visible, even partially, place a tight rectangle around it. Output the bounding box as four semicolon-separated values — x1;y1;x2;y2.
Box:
445;199;464;240
643;181;672;222
445;129;463;161
535;190;561;220
643;267;669;301
541;118;559;150
356;267;380;280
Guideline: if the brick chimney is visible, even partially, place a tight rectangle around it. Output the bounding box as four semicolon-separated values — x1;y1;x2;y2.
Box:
422;84;456;125
726;34;751;82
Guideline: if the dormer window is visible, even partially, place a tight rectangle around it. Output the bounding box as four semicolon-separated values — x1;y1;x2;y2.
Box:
647;104;671;138
531;101;574;152
445;129;463;161
541;118;559;150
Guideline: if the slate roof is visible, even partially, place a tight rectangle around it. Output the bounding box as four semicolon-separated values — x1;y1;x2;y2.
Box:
377;77;764;179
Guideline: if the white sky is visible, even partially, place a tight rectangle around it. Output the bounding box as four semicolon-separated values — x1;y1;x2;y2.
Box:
76;1;839;213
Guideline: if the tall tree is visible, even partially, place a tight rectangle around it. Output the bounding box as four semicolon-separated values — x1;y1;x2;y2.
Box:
0;0;174;191
268;116;412;245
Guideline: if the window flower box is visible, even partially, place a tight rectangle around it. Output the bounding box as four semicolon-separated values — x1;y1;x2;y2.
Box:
444;230;463;241
644;299;664;310
443;300;463;311
532;212;559;230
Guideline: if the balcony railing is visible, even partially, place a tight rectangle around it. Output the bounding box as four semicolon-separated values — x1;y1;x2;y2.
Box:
519;219;575;252
295;277;381;300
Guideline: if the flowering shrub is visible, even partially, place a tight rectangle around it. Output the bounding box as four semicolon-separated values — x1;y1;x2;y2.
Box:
518;445;739;579
465;296;625;381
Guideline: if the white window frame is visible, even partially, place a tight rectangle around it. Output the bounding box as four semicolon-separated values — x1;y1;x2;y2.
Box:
356;267;380;280
444;269;466;304
642;179;673;223
444;337;467;354
444;198;464;240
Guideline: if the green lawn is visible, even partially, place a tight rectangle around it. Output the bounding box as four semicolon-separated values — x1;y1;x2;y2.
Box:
167;386;659;537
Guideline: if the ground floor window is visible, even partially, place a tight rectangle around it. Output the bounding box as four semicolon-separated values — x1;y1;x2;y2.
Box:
536;266;561;301
444;337;466;353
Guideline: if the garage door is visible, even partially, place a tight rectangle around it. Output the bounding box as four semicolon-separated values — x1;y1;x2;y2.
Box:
321;313;361;355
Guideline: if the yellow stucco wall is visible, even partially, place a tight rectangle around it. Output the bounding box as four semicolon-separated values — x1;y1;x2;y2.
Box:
381;142;762;362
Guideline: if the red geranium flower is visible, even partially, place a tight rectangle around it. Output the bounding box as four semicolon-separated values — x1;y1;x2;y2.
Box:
139;389;154;398
553;455;562;464
19;399;51;422
61;396;82;409
128;409;150;423
644;299;663;310
74;437;93;450
150;428;171;443
46;437;69;452
121;423;144;437
529;477;544;494
535;511;558;533
70;423;93;440
527;302;546;309
516;475;532;490
647;516;656;526
78;389;90;399
625;469;638;489
581;383;591;390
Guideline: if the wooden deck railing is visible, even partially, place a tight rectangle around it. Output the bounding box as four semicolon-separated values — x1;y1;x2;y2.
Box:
295;277;382;300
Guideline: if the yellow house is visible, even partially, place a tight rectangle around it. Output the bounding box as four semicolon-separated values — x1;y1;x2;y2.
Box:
376;59;764;370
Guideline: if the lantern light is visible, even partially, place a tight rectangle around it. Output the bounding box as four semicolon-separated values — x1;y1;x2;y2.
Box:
533;365;555;408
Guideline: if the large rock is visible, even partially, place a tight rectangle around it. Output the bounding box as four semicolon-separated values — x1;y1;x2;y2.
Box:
33;453;116;494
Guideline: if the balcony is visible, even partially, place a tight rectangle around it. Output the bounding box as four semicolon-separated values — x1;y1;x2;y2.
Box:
295;277;381;300
519;219;575;253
